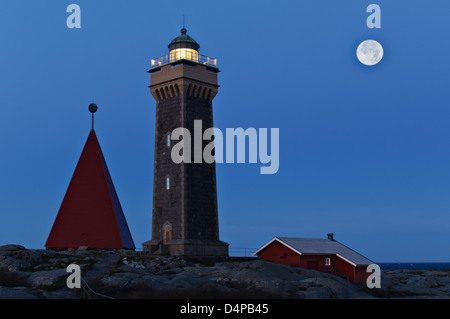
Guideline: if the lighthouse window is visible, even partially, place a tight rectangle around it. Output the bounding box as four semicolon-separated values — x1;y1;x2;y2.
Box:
166;177;170;190
169;48;199;63
167;133;171;147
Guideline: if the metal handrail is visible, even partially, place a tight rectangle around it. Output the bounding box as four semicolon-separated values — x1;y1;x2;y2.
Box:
80;276;115;299
150;54;217;70
137;246;257;257
229;247;258;257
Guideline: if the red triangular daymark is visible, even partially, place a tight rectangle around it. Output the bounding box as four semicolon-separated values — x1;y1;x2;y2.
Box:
46;130;135;250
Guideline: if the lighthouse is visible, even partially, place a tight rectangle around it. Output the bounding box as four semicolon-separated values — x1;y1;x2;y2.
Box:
142;27;229;257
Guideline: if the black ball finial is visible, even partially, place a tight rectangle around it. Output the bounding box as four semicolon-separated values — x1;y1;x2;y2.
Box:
89;103;98;113
181;27;187;35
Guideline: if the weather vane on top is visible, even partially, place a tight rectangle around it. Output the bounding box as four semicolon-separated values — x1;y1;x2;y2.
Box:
88;102;98;131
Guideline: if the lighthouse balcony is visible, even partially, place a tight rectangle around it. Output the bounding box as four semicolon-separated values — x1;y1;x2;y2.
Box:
150;52;217;70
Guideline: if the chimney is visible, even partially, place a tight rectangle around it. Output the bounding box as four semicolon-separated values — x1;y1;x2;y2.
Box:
327;233;334;241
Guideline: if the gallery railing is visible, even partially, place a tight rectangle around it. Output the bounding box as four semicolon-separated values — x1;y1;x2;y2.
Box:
150;54;217;70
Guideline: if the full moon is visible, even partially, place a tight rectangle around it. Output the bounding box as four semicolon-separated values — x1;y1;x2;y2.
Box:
357;40;383;66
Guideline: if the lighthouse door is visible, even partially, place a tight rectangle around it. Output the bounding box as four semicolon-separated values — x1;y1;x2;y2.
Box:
163;222;172;244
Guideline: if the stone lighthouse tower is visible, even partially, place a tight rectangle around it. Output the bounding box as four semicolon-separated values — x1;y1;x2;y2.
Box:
142;28;229;258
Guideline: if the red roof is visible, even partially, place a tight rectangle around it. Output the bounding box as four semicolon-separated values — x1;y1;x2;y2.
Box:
254;236;373;266
46;130;135;250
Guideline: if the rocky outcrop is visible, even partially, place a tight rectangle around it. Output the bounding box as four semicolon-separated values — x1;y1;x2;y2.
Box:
0;245;26;251
27;269;69;288
0;246;47;271
0;245;448;299
376;269;450;298
0;286;40;299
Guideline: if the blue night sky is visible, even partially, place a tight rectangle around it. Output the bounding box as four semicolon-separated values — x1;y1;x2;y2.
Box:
0;0;449;262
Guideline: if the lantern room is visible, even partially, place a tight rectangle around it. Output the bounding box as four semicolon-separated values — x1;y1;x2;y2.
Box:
150;28;217;70
168;27;200;63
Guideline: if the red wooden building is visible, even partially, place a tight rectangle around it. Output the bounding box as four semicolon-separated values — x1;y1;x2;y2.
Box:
253;234;373;283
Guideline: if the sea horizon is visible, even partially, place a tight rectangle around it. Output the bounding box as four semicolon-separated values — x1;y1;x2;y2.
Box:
378;262;450;271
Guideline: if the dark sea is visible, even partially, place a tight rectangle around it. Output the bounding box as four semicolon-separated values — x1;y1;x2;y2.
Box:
378;262;450;271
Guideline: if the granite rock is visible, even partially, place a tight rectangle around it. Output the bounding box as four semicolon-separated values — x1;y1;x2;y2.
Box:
0;248;448;299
